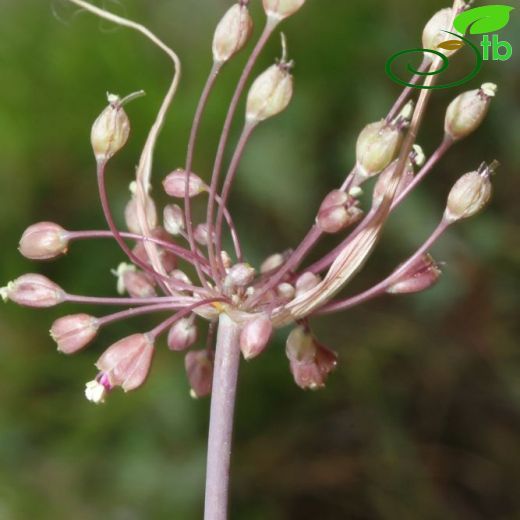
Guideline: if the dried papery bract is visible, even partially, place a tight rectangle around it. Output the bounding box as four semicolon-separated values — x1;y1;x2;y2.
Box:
125;193;158;234
19;222;68;260
1;274;65;308
422;7;460;59
50;314;99;354
212;2;253;64
95;333;155;392
263;0;306;20
372;159;415;208
445;83;497;141
444;164;494;222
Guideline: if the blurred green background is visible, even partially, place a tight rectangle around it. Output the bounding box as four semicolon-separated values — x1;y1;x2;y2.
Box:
1;1;519;518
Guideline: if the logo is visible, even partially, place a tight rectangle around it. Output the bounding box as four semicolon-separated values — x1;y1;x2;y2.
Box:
386;5;514;89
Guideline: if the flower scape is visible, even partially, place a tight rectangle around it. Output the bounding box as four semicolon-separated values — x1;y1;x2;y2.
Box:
0;0;501;517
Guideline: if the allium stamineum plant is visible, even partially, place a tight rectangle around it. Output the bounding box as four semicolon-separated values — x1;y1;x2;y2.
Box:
2;0;500;517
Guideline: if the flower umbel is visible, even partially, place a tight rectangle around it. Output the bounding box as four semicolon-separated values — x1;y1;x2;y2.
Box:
3;0;501;518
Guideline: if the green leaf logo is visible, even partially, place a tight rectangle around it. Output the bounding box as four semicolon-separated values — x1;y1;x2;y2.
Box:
454;5;514;35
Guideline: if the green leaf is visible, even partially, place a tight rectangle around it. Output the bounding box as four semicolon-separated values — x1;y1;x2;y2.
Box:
454;5;514;35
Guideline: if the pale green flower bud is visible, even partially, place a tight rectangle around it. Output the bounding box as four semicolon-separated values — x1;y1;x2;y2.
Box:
445;83;497;141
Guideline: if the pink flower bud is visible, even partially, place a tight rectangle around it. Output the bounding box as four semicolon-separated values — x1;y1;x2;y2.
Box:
295;272;321;297
319;190;349;211
91;93;131;163
123;269;157;298
1;274;65;308
260;253;285;274
212;3;253;64
50;314;99;354
194;223;214;246
240;314;273;360
286;327;338;390
444;164;494;222
387;254;441;294
163;204;185;236
167;318;198;352
445;83;497;141
372;158;415;208
356;120;403;178
246;62;294;123
185;350;214;398
163;169;206;198
170;269;192;288
124;195;158;234
96;333;155;392
19;222;68;260
277;282;295;300
316;190;363;234
225;263;256;288
263;0;306;20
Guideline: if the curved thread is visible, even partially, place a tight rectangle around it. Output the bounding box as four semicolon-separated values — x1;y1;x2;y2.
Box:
385;31;483;90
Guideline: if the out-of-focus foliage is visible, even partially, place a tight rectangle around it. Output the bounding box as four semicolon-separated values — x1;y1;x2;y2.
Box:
0;1;519;518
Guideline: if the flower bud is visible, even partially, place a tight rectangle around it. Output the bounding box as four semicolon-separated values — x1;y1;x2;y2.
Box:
50;314;99;354
225;263;255;288
124;270;157;298
286;327;338;390
240;314;273;360
246;62;293;123
260;252;286;274
91;93;131;163
316;190;363;234
444;164;494;222
19;222;68;260
194;223;214;246
263;0;305;20
1;274;65;307
356;120;403;178
96;333;154;392
372;158;415;208
124;195;158;234
167;318;198;352
163;204;185;236
445;83;497;141
185;350;213;398
170;269;192;288
295;272;321;297
277;282;295;300
212;3;253;64
422;8;460;58
387;254;441;294
163;169;206;198
221;251;233;270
